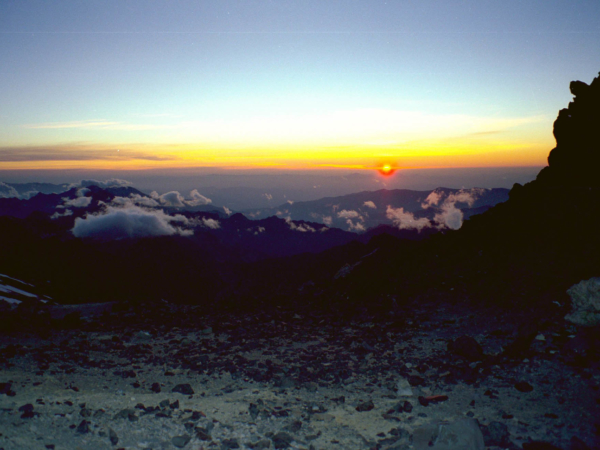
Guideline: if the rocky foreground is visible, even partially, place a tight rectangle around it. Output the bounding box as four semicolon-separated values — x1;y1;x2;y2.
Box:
0;299;599;450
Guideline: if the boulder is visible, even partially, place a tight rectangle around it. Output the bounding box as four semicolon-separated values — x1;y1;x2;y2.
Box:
565;277;600;326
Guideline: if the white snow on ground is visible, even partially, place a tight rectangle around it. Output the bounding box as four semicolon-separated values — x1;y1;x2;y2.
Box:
0;283;37;297
0;296;22;305
0;273;33;286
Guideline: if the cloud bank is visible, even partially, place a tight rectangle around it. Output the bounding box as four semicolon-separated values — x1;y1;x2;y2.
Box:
72;205;192;239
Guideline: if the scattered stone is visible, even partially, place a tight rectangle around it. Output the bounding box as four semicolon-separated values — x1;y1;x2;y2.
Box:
515;381;534;393
172;434;191;448
565;278;600;326
109;427;119;445
449;336;485;361
172;383;194;395
271;432;293;449
356;400;375;412
413;418;484;450
522;442;563;450
151;382;161;393
408;375;425;387
221;438;240;449
195;426;211;441
481;421;510;447
249;403;259;420
76;420;90;434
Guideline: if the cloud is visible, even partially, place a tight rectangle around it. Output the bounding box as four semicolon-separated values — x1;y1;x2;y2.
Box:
337;210;362;220
223;206;232;216
0;145;177;162
346;219;366;232
0;182;20;199
57;188;92;209
72;205;193;239
322;216;333;226
51;209;73;219
286;218;316;233
287;200;294;205
263;193;273;201
159;191;185;207
363;201;377;209
386;206;432;231
421;188;486;230
188;189;212;206
201;217;220;229
70;179;133;189
111;194;159;208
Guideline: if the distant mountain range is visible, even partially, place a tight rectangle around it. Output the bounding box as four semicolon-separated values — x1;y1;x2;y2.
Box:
242;187;510;231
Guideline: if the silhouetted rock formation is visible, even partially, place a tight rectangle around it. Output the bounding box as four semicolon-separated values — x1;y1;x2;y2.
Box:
537;72;600;187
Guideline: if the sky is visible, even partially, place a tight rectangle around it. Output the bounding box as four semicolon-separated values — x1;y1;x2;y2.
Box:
1;0;599;176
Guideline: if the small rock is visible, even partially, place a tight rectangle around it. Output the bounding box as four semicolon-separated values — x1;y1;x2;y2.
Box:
481;421;510;446
172;434;191;448
109;427;119;445
408;375;425;387
151;382;161;393
172;383;194;395
271;432;293;449
356;400;375;412
221;438;240;449
249;403;259;420
515;381;534;392
449;336;485;361
76;420;90;434
413;418;484;450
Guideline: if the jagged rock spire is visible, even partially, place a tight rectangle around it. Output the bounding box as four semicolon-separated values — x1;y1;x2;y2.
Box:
536;72;600;187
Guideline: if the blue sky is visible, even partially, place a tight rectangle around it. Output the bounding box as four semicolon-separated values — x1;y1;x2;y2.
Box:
1;0;599;171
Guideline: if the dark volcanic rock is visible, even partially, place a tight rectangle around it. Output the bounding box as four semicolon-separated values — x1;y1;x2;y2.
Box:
448;336;485;361
151;382;161;393
76;420;90;434
481;421;510;446
171;434;191;448
271;432;293;449
355;400;375;412
172;383;194;395
109;427;119;445
515;381;534;393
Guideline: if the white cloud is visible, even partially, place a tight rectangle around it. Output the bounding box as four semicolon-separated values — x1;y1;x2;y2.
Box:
322;216;333;226
223;206;232;216
58;189;92;209
72;205;193;239
421;188;486;230
188;189;212;206
363;201;377;209
159;191;185;207
386;206;432;231
263;193;273;201
0;182;20;199
70;179;133;189
287;200;294;205
201;217;220;229
346;219;366;232
111;194;160;208
286;218;316;233
51;209;73;219
337;210;362;220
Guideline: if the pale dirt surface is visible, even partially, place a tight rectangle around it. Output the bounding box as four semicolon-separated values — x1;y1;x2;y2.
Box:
1;301;599;450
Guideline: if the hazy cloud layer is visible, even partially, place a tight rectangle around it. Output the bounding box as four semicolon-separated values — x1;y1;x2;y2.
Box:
159;191;185;207
0;145;177;162
72;205;193;239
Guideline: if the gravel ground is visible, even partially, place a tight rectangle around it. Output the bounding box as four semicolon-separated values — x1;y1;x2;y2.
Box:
1;300;599;450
